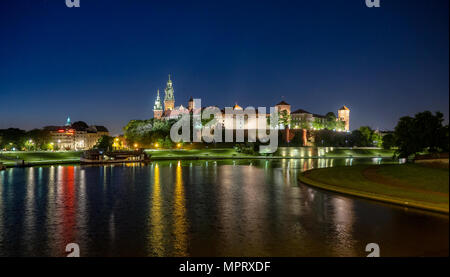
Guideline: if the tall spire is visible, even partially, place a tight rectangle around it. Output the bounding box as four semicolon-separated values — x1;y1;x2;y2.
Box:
164;74;175;110
65;116;71;126
154;89;162;111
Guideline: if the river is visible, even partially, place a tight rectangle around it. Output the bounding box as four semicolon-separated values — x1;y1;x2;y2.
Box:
0;158;447;256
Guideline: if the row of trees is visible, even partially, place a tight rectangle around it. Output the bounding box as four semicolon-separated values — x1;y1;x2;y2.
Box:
382;111;449;158
123;115;381;149
313;126;382;147
123;118;177;149
0;127;114;152
0;128;52;150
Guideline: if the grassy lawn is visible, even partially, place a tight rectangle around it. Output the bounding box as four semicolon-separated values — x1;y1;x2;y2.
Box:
324;148;395;158
0;151;82;165
300;163;449;213
145;148;248;158
147;147;396;159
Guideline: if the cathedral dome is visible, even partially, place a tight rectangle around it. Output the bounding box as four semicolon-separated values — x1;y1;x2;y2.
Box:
233;103;243;110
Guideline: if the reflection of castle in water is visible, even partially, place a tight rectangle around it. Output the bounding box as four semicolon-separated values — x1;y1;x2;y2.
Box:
0;160;447;256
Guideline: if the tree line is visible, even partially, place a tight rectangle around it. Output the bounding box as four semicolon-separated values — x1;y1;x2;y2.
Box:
382;111;448;158
0;128;52;151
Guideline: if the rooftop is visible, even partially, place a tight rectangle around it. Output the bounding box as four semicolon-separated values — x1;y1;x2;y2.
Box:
292;108;311;114
276;100;290;106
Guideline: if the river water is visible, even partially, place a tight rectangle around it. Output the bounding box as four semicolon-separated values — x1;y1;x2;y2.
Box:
0;158;447;257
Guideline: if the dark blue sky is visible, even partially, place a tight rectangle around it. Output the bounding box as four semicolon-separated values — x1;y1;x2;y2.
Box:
0;0;448;135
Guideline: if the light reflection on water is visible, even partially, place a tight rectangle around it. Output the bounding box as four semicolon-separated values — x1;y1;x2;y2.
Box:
0;158;448;257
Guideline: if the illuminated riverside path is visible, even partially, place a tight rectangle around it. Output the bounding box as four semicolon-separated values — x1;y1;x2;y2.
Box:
0;158;448;256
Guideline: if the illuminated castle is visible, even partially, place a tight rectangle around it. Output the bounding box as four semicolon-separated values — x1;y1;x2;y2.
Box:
153;75;194;120
153;75;350;131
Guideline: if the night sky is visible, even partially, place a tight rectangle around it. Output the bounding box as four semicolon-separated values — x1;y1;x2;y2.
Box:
0;0;448;135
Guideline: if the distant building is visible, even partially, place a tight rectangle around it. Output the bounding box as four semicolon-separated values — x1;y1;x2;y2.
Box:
153;89;163;119
164;74;175;111
275;101;291;115
291;109;314;128
44;118;109;150
338;105;350;131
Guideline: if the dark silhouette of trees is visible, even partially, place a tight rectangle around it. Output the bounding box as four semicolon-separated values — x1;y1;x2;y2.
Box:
382;133;395;150
394;111;449;158
95;135;114;151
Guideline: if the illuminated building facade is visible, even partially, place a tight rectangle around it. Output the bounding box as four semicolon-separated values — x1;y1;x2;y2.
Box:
338;105;350;131
153;89;163;119
163;74;175;111
44;118;109;150
152;76;350;131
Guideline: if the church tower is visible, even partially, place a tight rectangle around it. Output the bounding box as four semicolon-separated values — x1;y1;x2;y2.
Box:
153;89;163;119
164;74;175;111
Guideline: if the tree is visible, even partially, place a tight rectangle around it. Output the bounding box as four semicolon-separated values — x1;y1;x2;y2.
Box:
349;129;364;147
26;129;51;150
123;118;179;148
394;111;449;158
291;131;304;146
325;112;337;130
382;133;395;150
278;110;291;128
0;128;27;150
95;135;114;151
314;129;349;147
312;118;324;130
335;120;345;132
358;126;373;146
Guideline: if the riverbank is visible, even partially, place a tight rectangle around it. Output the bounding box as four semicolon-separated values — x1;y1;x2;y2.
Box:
146;147;395;159
0;151;82;167
299;163;449;213
0;147;396;167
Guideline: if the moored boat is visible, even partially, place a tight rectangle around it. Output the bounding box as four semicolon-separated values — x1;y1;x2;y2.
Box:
80;149;150;164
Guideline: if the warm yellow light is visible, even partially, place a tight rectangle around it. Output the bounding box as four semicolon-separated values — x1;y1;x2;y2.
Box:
177;143;181;148
134;143;138;148
154;143;159;148
115;138;119;142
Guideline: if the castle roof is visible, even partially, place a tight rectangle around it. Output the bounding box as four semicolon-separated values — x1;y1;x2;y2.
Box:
313;114;326;119
291;108;311;114
276;100;290;106
339;105;350;111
